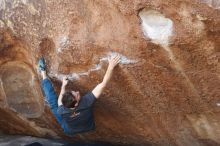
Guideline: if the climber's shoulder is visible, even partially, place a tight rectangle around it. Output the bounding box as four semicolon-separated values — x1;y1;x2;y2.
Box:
57;105;71;115
78;92;96;109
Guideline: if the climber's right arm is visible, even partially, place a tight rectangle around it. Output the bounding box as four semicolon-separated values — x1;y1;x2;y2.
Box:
92;55;120;98
58;76;68;106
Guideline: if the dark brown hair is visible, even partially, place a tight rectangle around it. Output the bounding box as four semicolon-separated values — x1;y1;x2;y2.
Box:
62;92;77;108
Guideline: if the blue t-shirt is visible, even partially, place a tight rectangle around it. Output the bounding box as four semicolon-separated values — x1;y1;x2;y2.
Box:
57;92;96;135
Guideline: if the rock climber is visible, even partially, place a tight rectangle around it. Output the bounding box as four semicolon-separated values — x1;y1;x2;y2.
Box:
38;55;121;135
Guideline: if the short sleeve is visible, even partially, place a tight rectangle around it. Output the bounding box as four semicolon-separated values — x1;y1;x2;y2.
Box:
79;92;96;109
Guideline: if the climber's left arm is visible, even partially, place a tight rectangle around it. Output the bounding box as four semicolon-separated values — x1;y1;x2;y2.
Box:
58;76;68;106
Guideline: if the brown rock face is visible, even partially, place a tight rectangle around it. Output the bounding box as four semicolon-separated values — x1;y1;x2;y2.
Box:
0;0;219;146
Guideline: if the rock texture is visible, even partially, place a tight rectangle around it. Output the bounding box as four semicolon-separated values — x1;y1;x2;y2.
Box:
0;134;120;146
0;0;219;146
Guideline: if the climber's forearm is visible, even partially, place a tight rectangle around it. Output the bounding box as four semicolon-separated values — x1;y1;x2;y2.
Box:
92;55;120;98
58;84;66;106
58;77;69;106
92;66;114;98
101;66;114;87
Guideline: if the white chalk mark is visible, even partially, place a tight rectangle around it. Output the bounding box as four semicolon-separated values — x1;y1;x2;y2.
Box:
90;64;102;72
139;10;173;47
57;36;70;53
0;0;6;11
21;0;28;5
48;73;80;81
49;52;137;81
200;0;220;9
139;9;200;97
100;52;138;65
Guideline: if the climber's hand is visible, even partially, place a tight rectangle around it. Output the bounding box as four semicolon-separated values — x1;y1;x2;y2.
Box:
108;54;121;70
62;76;69;87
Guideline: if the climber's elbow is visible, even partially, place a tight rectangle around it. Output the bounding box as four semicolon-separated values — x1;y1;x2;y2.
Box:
92;82;106;99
